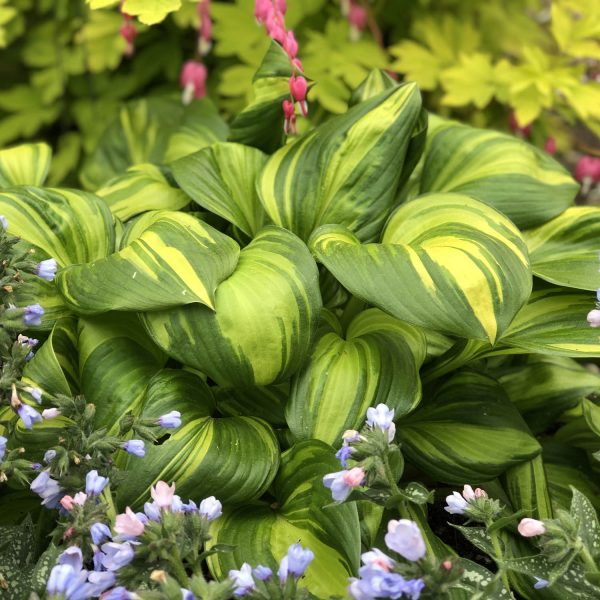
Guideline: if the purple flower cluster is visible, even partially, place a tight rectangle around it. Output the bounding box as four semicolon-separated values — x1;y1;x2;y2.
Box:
349;520;426;599
229;543;314;596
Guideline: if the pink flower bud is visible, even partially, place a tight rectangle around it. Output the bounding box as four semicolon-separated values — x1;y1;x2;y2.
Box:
254;0;272;23
462;485;475;501
508;111;532;137
518;518;546;537
120;21;137;57
442;560;453;570
42;408;61;419
277;0;286;13
474;487;487;498
151;481;176;509
60;495;75;511
348;3;367;30
342;467;365;487
291;58;303;71
544;137;557;154
115;507;145;537
284;31;298;59
587;309;600;327
180;61;208;104
575;156;600;184
73;492;87;505
63;527;74;540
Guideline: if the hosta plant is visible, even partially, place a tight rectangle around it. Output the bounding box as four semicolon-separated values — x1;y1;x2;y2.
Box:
1;40;600;599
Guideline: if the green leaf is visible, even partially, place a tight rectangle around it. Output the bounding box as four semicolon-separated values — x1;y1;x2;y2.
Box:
440;53;497;109
418;115;578;229
286;308;426;445
311;193;531;343
349;69;397;106
500;287;600;357
22;317;80;398
229;42;296;154
172;142;269;237
397;371;541;483
494;355;600;433
56;211;240;314
0;143;51;187
583;398;600;438
502;455;554;521
452;525;495;557
141;226;322;387
487;510;529;534
121;0;181;25
207;440;360;599
97;164;191;221
258;83;423;243
117;369;280;508
524;206;600;291
78;312;167;430
80;98;228;190
570;486;600;559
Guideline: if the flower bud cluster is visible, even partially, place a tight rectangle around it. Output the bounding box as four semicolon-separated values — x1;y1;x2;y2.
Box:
229;543;314;598
340;0;368;41
444;484;503;523
254;0;307;135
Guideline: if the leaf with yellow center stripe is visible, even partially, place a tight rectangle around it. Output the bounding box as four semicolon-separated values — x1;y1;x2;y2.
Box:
396;371;541;484
0;143;51;187
418;114;578;228
141;226;322;387
310;193;532;343
286;308;426;445
0;186;116;329
207;440;360;599
77;313;167;431
97;163;190;221
172;142;269;238
117;369;280;509
258;82;424;242
499;286;600;357
524;206;600;291
56;211;240;314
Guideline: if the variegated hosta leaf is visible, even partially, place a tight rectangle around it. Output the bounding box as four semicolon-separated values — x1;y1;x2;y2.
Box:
207;441;360;599
286;308;426;445
80;98;228;190
117;369;280;508
500;287;600;356
56;211;240;314
22;317;79;398
0;186;116;328
258;82;423;242
524;206;600;291
349;69;397;106
0;186;115;266
229;42;298;154
78;313;167;430
543;443;600;510
0;143;51;187
502;455;554;521
141;227;321;387
418;114;578;228
97;163;190;221
493;355;600;433
311;193;532;343
397;371;541;483
172;142;269;238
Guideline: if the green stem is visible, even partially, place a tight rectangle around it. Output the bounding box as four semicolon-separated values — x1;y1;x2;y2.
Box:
488;525;511;592
382;453;400;496
580;545;599;573
166;545;189;586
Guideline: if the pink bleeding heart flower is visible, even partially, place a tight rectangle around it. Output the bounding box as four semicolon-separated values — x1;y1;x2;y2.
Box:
283;99;296;135
180;61;208;104
284;30;298;59
544;137;557;154
575;156;600;184
289;76;308;116
348;3;367;41
254;0;272;23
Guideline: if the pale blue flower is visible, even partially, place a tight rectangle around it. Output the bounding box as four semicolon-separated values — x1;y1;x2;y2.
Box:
87;570;116;596
17;403;42;429
43;449;57;463
534;577;549;589
335;444;354;467
0;215;7;230
37;258;58;282
284;543;314;578
157;410;181;428
229;563;255;596
85;470;109;496
121;440;145;457
100;542;135;571
30;470;62;508
384;519;426;562
199;496;222;521
253;565;272;581
0;436;7;462
23;304;44;326
90;522;112;545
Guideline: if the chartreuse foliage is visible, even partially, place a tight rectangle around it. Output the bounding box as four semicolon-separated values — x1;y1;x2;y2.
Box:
1;51;599;598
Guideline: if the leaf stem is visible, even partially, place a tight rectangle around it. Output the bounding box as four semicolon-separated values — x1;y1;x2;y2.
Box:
579;545;598;573
487;524;511;592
